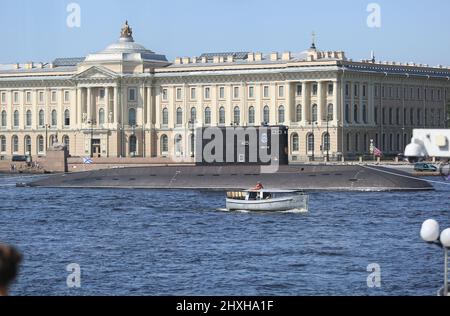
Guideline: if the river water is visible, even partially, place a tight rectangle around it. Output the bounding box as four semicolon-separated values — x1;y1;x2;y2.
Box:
0;174;448;296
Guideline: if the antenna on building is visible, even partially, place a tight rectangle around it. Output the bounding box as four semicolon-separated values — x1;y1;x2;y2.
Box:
310;31;317;50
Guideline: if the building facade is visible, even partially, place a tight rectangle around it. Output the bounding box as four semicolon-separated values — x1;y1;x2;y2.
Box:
1;22;450;162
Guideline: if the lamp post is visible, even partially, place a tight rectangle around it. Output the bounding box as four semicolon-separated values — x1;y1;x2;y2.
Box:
421;219;450;296
42;124;51;151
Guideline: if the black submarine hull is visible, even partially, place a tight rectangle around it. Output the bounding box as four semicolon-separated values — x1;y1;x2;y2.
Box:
27;165;433;192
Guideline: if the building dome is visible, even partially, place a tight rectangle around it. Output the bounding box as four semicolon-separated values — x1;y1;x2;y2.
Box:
83;21;168;64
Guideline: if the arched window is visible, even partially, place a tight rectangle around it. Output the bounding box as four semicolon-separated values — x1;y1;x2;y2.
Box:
389;108;393;125
292;133;299;152
396;134;401;151
410;109;414;125
24;135;31;154
389;134;394;151
26;110;32;127
354;105;358;123
219;107;226;125
37;135;44;153
161;135;168;154
129;135;137;154
190;107;197;123
38;110;44;127
51;110;57;127
346;133;351;152
374;106;378;125
327;104;333;121
345;104;350;123
176;107;183;126
396;108;400;125
323;133;330;152
248;106;255;125
296;105;302;122
190;134;195;156
1;111;6;127
13;110;19;127
50;135;57;147
98;108;105;125
0;135;6;152
311;104;318;122
128;108;136;126
355;133;359;152
278;105;285;123
175;135;183;156
64;109;70;126
362;105;367;124
263;106;270;124
62;135;70;153
364;134;368;153
12;135;18;153
233;107;240;125
417;109;421;126
307;134;314;153
162;108;169;125
204;107;211;125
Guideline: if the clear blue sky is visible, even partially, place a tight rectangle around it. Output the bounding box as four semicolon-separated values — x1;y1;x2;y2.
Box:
1;0;449;65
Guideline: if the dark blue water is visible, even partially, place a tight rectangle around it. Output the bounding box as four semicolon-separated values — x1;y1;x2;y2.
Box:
0;174;448;296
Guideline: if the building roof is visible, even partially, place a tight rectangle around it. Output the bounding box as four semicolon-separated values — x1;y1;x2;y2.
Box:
52;57;85;67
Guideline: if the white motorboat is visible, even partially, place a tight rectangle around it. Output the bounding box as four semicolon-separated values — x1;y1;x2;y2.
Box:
226;190;309;212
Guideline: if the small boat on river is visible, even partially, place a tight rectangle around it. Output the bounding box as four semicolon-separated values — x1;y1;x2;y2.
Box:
226;190;309;212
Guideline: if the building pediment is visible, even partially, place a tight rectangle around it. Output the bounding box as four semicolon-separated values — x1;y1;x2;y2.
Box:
73;66;119;80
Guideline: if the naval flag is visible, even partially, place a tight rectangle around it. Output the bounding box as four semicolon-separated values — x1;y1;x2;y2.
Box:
83;157;93;164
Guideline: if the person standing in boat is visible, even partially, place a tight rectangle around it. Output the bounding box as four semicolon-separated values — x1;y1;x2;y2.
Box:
252;182;264;191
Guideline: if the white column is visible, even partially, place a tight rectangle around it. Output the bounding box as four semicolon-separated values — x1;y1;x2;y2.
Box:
285;82;292;124
333;81;338;125
302;82;309;124
87;87;92;123
104;87;110;125
317;81;324;123
113;86;118;125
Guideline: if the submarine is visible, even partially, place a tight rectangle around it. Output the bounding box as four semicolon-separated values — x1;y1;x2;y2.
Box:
27;164;433;192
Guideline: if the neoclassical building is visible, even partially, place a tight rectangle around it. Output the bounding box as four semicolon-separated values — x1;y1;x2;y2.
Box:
1;22;450;162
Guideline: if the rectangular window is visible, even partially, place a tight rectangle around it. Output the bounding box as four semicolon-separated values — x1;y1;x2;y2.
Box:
312;84;318;96
345;84;350;97
263;86;269;98
278;85;285;98
38;91;44;104
64;91;70;103
99;89;105;100
328;84;334;96
13;91;19;104
128;88;136;102
26;91;32;104
219;87;225;99
296;84;302;96
375;86;378;97
190;88;196;100
248;86;254;99
176;88;182;100
204;87;211;99
354;84;358;97
233;87;239;99
362;85;366;97
51;91;57;103
1;92;5;104
162;88;168;100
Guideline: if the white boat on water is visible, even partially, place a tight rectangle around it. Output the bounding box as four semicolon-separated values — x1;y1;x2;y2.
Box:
226;190;309;212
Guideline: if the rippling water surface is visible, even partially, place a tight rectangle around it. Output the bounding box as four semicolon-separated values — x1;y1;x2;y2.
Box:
0;174;449;296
